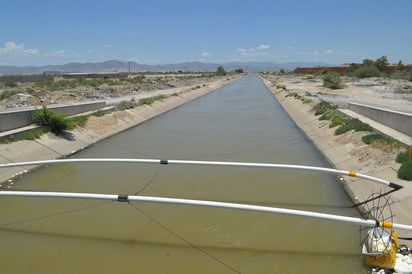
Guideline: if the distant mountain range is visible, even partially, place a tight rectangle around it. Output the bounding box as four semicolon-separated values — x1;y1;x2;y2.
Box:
0;60;330;75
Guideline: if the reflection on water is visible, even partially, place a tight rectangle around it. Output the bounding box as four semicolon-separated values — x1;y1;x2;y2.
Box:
0;75;367;273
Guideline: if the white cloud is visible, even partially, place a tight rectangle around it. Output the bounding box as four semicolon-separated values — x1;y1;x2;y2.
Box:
324;49;334;55
44;49;67;57
45;49;80;58
201;51;211;57
257;44;270;50
103;44;112;48
236;44;271;55
0;41;39;56
87;49;95;54
231;44;271;60
308;50;319;56
235;48;248;55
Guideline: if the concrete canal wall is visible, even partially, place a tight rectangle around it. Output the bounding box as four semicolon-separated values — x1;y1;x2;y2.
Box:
0;101;106;132
349;102;412;137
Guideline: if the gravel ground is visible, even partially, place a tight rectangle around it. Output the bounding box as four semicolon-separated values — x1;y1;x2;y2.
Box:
0;73;229;110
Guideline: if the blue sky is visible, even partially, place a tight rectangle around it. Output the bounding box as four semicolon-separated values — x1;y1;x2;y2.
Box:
1;0;411;66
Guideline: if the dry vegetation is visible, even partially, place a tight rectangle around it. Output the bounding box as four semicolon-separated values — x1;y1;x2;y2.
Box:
0;73;226;109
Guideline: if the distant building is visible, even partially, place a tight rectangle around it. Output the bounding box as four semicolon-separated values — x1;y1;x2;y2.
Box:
294;65;350;74
0;74;53;83
43;71;62;76
63;72;128;79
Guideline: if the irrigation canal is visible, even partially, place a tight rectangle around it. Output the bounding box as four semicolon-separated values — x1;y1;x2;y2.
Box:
0;75;367;273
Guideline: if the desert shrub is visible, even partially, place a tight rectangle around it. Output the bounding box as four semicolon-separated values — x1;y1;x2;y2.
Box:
85;79;102;87
69;115;88;128
4;81;18;88
398;161;412;180
302;98;312;104
361;133;401;152
285;92;301;99
34;80;61;91
0;90;17;101
48;116;68;133
319;110;335;121
316;108;346;128
25;88;35;95
335;118;372;135
116;100;136;110
390;70;410;81
353;66;381;78
94;110;106;117
137;95;168;106
48;82;61;91
396;151;410;163
129;75;145;84
362;134;391;145
32;105;71;134
138;97;156;106
314;101;337;116
323;73;343;89
2;127;49;144
329;115;346;128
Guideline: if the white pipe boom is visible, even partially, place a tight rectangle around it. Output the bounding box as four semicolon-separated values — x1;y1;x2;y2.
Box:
0;158;402;189
0;190;411;232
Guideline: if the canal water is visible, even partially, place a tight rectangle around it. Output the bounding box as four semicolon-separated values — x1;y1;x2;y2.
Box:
0;75;367;273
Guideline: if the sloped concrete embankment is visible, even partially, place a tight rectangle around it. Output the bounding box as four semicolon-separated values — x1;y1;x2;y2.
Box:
261;77;412;239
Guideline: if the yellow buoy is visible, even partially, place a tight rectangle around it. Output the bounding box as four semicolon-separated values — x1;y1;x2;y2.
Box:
363;229;398;269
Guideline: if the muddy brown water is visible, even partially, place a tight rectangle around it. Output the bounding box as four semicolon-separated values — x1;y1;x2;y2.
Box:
0;75;367;273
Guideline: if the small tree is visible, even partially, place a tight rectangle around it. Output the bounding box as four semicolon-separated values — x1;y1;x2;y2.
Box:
216;66;226;76
362;59;374;66
323;72;343;89
353;66;381;78
374;56;389;72
397;60;405;71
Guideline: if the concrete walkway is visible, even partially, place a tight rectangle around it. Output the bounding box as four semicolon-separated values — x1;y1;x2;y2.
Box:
339;108;412;146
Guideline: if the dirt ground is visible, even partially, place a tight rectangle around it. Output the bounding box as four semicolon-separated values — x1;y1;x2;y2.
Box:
0;73;228;110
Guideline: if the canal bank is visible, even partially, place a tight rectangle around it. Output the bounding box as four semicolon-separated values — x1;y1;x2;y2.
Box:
261;76;412;239
0;77;238;184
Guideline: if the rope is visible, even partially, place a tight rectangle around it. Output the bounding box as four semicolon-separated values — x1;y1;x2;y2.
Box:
351;187;400;208
0;201;112;228
134;165;163;195
128;202;241;274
